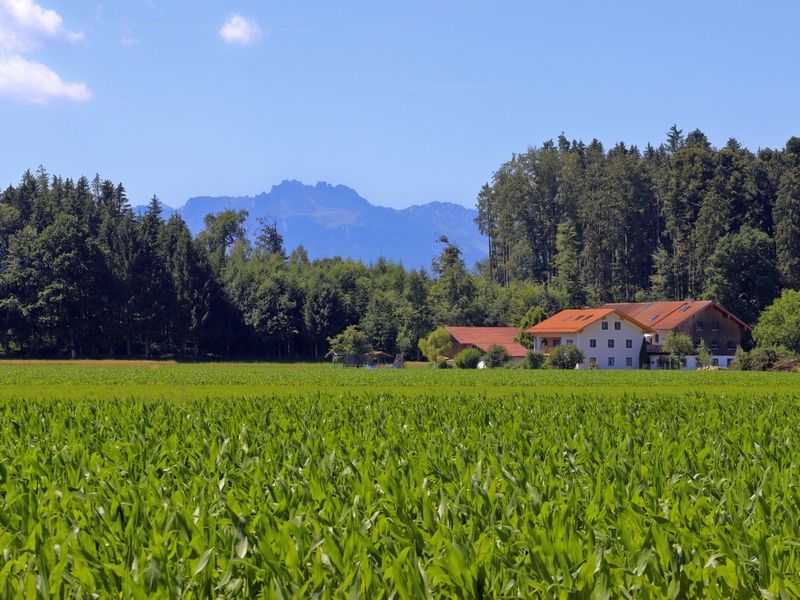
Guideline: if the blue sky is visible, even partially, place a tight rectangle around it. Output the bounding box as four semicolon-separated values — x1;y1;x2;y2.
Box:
1;1;798;209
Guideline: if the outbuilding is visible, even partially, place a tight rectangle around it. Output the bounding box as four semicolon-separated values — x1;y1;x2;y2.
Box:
445;326;528;364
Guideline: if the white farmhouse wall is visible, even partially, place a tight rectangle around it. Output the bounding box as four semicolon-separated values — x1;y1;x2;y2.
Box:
649;354;736;370
533;315;645;370
576;317;643;370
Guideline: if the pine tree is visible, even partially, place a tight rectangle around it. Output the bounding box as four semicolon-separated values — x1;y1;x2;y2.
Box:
775;167;800;289
552;220;583;306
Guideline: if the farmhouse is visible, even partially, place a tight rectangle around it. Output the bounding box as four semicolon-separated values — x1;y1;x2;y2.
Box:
603;301;749;369
527;308;651;370
445;327;528;363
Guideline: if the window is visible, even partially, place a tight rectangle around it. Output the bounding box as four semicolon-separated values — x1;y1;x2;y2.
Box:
655;334;660;343
608;339;615;348
590;357;597;366
589;339;597;348
601;321;609;331
566;339;574;345
614;321;621;331
727;358;733;367
625;339;633;349
626;357;633;367
712;358;719;366
710;341;719;351
712;321;720;332
696;321;704;332
608;357;615;367
727;341;736;350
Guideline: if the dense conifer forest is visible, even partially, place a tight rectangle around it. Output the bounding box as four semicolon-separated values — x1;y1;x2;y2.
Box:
1;127;799;359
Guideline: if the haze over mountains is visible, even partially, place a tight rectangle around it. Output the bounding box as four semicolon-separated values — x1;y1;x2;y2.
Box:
138;180;487;270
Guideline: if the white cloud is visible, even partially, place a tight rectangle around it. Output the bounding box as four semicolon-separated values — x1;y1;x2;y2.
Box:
219;13;262;46
0;1;88;103
0;53;90;102
0;0;84;52
120;30;138;47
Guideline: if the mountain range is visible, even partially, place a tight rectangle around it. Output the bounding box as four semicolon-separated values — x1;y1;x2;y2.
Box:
135;180;487;270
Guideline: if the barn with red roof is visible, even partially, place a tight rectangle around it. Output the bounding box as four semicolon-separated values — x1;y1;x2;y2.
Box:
445;327;528;363
603;300;749;368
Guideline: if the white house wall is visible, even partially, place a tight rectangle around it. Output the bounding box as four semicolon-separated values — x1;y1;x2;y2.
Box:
535;316;644;370
578;318;643;370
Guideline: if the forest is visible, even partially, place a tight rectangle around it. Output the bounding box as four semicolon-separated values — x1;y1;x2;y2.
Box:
1;126;799;359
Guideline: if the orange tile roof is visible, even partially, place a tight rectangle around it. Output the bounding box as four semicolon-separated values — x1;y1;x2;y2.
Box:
604;301;749;329
526;308;651;334
445;327;528;357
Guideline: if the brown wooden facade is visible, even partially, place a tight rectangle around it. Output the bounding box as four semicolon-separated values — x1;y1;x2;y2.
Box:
652;304;746;355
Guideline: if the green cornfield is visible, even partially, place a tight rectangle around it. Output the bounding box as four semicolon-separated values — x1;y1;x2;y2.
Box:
0;363;799;597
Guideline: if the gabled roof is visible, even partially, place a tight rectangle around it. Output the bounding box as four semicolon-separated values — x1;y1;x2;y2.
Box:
603;300;749;330
445;327;528;357
526;308;651;334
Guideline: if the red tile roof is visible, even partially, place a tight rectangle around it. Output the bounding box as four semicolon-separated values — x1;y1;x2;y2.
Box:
445;327;528;357
604;301;749;329
526;308;651;334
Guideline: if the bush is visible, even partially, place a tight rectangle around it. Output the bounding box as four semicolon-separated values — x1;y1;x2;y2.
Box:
732;346;798;371
732;346;751;370
524;349;546;369
327;325;370;358
435;358;450;369
696;339;711;368
418;327;453;363
663;331;694;368
483;344;509;368
753;289;800;354
547;345;585;369
454;347;481;369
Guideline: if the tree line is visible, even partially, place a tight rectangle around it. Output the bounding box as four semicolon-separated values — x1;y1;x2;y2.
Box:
0;169;531;359
1;126;799;359
476;127;800;324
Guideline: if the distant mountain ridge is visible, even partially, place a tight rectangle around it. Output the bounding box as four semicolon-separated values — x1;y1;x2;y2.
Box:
136;180;487;270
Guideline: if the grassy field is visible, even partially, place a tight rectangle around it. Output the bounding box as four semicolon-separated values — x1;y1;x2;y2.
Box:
0;362;799;597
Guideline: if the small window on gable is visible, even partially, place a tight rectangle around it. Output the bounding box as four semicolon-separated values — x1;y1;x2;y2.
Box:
601;321;609;331
696;321;704;332
614;321;621;331
712;321;720;332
